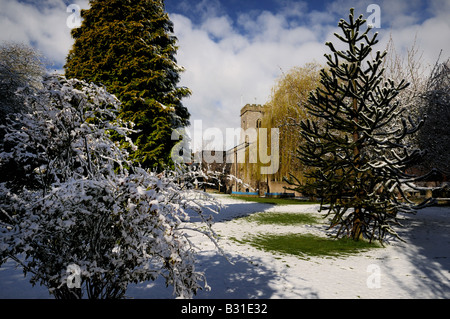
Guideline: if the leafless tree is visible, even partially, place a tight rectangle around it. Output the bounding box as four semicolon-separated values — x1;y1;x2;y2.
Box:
417;57;450;175
0;42;46;124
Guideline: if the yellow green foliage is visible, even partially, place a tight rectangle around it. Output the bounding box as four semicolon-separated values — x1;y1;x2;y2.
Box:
257;62;323;183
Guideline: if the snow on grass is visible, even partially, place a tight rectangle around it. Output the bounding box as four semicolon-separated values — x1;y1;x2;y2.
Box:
1;194;449;299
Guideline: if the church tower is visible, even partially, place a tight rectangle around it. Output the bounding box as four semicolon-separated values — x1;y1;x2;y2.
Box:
240;104;265;132
234;104;266;194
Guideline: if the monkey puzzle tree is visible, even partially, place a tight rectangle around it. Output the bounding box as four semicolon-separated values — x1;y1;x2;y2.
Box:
65;0;191;170
289;9;432;243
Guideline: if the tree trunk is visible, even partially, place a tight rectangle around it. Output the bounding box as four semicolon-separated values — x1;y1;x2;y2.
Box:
351;68;363;240
352;207;364;240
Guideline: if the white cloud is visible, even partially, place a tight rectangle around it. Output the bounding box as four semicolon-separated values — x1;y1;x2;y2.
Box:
172;1;450;150
1;0;449;151
201;16;234;39
171;10;334;150
369;0;450;69
0;0;89;69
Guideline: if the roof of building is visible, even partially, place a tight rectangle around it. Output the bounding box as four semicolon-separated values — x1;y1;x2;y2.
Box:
240;104;265;117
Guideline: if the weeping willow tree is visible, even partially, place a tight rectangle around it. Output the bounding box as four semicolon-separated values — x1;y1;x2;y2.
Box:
249;63;323;185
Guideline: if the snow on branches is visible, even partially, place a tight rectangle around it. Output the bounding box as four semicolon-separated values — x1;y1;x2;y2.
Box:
0;75;221;299
418;59;450;175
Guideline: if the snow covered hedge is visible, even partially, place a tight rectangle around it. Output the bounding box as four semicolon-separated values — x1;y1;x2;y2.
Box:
0;75;221;299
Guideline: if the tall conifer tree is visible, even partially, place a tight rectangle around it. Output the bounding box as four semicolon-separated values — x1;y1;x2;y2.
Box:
290;9;431;243
65;0;191;170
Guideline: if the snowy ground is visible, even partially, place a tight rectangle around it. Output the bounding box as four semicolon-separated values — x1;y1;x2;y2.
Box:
1;194;449;299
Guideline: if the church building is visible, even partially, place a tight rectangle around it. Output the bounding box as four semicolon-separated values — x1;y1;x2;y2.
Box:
226;104;299;197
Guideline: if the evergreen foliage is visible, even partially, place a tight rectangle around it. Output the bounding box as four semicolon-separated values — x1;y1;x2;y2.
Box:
64;0;191;170
288;9;432;243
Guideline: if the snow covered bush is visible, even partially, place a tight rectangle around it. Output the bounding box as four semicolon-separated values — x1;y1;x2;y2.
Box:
0;74;220;299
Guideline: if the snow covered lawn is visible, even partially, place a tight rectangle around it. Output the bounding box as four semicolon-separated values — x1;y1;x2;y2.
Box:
1;194;449;299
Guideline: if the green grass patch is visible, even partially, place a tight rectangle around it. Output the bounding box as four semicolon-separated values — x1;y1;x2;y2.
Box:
245;212;322;226
231;195;318;205
234;233;380;259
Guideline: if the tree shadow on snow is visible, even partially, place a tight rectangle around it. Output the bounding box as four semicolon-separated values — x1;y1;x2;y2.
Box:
127;199;319;299
1;251;319;299
384;207;450;298
0;258;51;299
186;200;277;223
128;252;319;299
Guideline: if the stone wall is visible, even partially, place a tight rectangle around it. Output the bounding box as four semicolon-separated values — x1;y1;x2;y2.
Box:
240;104;265;132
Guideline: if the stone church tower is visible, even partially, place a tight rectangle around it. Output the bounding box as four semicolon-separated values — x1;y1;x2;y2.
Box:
240;104;265;132
227;103;300;197
231;104;267;194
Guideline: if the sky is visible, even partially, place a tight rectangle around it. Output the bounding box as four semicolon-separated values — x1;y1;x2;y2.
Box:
1;0;450;150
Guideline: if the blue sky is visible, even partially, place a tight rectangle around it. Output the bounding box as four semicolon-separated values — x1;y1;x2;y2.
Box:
165;0;329;22
1;0;449;150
